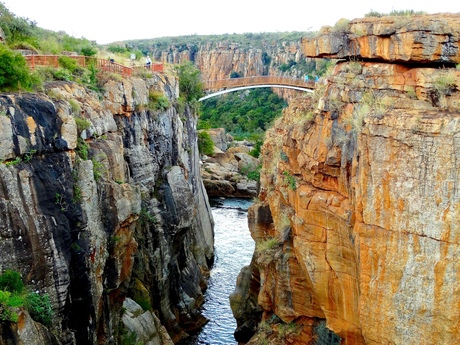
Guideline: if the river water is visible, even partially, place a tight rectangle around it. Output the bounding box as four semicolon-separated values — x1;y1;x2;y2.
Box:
180;198;254;345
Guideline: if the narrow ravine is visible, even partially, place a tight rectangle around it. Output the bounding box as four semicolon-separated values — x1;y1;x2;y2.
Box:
180;198;254;345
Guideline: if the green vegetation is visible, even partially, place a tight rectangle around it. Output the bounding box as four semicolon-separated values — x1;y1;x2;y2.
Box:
365;9;427;17
0;3;98;55
332;18;351;32
68;98;81;114
23;149;36;163
58;56;78;73
283;171;297;190
432;72;457;97
256;237;280;253
249;138;263;158
343;90;392;138
92;157;107;181
174;61;204;102
148;90;170;111
55;192;68;212
0;3;102;91
124;32;314;56
4;156;22;166
0;270;53;326
278;59;298;72
76;138;90;160
277;58;334;78
139;208;157;226
0;290;22;322
240;164;261;181
0;270;24;293
197;130;215;156
25;292;53;326
75;117;91;133
200;88;287;135
0;45;40;91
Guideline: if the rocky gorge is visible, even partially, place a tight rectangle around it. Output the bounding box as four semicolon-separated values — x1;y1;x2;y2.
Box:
229;12;460;345
0;10;459;345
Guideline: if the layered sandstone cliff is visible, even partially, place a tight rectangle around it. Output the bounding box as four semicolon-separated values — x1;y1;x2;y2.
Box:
232;13;460;345
147;38;309;82
0;73;214;344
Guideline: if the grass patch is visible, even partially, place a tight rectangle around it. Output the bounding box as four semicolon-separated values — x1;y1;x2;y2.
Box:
197;130;214;156
432;72;456;97
240;164;261;181
148;90;170;111
4;157;22;167
365;9;427;17
75;117;91;134
92;157;107;181
332;18;350;32
256;237;280;253
283;171;297;190
75;138;90;160
68;99;81;115
139;208;157;226
0;270;53;326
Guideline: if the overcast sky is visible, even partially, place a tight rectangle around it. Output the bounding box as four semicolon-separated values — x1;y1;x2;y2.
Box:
2;0;458;44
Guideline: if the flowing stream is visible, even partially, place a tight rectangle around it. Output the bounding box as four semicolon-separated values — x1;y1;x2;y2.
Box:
180;198;254;345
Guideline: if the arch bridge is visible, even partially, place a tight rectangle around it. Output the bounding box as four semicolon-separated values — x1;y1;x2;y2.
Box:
200;76;316;101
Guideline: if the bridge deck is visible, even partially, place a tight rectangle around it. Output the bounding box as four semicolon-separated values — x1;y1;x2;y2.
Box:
203;76;315;90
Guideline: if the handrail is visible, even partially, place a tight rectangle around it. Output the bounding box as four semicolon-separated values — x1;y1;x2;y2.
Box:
203;76;316;90
24;55;164;78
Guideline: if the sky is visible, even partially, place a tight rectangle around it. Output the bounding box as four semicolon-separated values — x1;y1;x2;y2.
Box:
2;0;458;44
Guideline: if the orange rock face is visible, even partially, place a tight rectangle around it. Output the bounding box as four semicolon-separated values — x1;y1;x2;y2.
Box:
247;13;460;345
302;13;460;64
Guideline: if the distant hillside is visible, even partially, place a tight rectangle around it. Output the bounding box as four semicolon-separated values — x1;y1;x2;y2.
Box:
121;31;314;52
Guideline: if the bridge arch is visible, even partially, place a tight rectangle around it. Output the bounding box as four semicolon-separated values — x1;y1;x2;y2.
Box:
199;84;313;101
200;76;316;101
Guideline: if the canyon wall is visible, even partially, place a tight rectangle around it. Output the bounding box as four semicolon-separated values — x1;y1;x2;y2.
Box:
0;73;214;344
231;13;460;345
148;38;308;81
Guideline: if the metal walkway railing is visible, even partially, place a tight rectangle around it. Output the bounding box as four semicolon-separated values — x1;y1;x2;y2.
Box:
24;55;164;78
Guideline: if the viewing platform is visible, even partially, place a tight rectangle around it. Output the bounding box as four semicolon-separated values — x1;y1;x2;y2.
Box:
24;55;164;78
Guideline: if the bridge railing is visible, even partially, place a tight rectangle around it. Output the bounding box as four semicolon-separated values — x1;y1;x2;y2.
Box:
132;63;164;74
203;76;316;90
24;55;164;78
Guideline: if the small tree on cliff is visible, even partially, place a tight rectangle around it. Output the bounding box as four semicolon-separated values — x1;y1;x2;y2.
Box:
0;45;39;91
174;61;204;102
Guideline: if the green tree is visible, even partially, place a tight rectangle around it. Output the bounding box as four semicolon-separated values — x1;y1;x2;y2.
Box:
0;45;38;91
174;61;204;102
0;2;37;46
81;46;97;56
197;130;214;156
200;88;287;135
0;270;53;326
0;270;24;293
25;292;53;326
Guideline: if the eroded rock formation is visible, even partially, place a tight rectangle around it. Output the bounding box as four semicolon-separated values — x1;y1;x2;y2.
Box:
201;145;259;199
302;13;460;64
233;13;460;345
0;73;214;344
151;40;307;81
